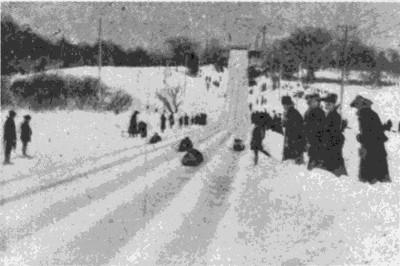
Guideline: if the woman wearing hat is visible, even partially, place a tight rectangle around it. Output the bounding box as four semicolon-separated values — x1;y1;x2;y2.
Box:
281;96;305;164
20;114;32;157
350;95;390;184
320;93;347;177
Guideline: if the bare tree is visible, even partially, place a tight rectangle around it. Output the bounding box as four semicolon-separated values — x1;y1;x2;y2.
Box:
156;85;185;113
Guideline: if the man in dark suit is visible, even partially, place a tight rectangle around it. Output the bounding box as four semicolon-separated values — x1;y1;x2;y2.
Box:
3;110;17;164
281;96;305;164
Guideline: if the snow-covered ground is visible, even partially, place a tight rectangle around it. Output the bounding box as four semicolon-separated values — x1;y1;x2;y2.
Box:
1;65;399;265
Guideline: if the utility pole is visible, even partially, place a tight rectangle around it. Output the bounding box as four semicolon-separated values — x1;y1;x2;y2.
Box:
98;16;102;83
337;25;357;114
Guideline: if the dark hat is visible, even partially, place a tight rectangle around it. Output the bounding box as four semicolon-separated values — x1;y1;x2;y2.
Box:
305;93;320;101
9;110;16;116
321;93;338;104
281;96;294;105
350;95;373;108
24;115;31;120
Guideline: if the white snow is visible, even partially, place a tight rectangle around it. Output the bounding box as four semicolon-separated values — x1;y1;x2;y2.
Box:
1;65;399;265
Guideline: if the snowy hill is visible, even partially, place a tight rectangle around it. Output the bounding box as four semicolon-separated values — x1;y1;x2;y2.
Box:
1;66;399;265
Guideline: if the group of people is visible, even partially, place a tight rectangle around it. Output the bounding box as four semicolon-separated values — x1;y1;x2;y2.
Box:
128;111;147;138
160;112;207;133
3;110;32;165
250;93;392;184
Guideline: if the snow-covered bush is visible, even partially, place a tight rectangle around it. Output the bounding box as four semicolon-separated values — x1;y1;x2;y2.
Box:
7;73;131;112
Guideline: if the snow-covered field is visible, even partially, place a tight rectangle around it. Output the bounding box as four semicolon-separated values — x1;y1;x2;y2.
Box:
1;65;399;265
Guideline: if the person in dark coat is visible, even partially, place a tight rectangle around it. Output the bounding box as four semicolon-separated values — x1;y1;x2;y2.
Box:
179;117;183;128
320;94;347;176
281;96;305;164
3;110;17;164
160;112;166;133
350;95;390;184
169;113;174;129
250;124;271;165
184;114;189;126
20;115;32;157
304;93;326;170
128;111;139;137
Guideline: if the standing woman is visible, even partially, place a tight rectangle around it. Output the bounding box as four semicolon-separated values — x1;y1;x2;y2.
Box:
281;96;305;164
320;94;347;176
350;95;390;184
250;123;270;165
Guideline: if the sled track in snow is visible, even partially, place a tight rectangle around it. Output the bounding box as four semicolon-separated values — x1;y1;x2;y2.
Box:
0;124;222;188
0;124;224;206
1;130;233;259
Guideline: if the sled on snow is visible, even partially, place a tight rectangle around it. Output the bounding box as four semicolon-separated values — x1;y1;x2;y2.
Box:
178;137;193;152
182;148;204;166
233;138;245;151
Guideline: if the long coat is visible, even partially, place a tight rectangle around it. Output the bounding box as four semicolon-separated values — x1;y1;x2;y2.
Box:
128;113;138;135
161;114;166;131
3;116;16;144
3;117;16;158
20;121;32;143
321;108;347;176
303;106;326;169
356;107;390;183
282;106;305;162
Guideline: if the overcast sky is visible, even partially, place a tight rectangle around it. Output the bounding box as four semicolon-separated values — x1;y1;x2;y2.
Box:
2;1;400;52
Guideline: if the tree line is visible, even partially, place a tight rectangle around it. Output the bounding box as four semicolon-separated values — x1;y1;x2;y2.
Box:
261;26;400;83
2;14;399;82
1;15;228;76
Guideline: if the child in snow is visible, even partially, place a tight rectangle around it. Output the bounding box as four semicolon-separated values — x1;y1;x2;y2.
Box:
20;114;32;157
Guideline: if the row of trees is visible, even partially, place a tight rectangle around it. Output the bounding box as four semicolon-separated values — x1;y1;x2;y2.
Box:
2;14;399;82
1;15;228;76
261;27;400;83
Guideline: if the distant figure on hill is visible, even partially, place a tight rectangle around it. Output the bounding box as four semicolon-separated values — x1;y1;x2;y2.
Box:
272;73;280;90
138;121;147;138
184;114;189;126
3;110;17;165
128;111;139;137
250;124;271;165
320;94;347;176
351;95;390;184
20;115;33;158
160;112;166;133
179;117;183;127
281;96;305;164
304;93;326;170
169;113;174;129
